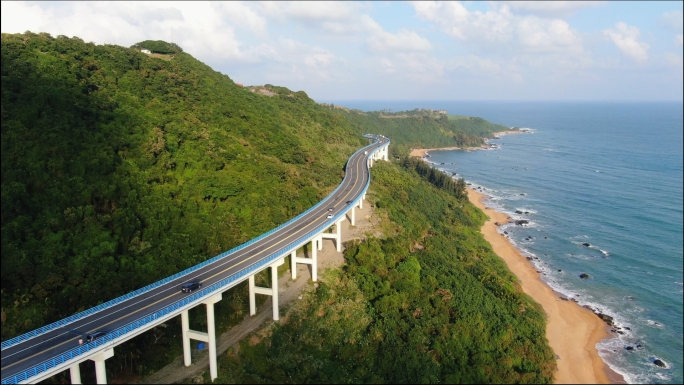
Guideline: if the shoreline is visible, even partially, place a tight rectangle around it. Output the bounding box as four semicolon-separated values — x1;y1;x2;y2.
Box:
466;187;626;384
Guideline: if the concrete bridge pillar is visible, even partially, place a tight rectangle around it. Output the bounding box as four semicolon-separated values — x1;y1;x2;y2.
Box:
249;258;285;321
180;293;222;381
90;348;114;384
69;363;81;384
349;206;355;226
204;294;222;381
321;219;344;252
290;242;318;282
334;219;343;252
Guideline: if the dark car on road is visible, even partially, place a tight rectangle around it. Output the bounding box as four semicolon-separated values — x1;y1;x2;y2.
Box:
86;331;106;343
181;281;202;293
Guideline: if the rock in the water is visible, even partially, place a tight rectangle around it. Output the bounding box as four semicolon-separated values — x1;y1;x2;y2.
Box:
625;346;634;351
504;231;509;234
654;359;666;368
579;273;589;279
598;313;614;325
515;210;523;214
582;242;591;247
525;211;529;214
515;219;529;226
558;269;562;272
526;256;533;261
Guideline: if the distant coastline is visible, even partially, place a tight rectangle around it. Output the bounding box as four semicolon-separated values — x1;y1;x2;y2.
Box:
409;130;525;158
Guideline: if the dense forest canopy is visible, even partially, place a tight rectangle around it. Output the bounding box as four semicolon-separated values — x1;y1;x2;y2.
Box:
1;32;553;384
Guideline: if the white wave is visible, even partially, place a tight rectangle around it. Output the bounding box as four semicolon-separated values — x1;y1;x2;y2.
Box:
646;319;665;328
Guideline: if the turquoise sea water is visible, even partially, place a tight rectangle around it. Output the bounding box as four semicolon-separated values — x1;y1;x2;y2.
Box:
330;101;683;384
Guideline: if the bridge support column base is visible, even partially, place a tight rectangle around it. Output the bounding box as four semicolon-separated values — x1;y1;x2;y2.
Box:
350;206;355;226
91;348;114;384
249;258;285;321
69;363;81;384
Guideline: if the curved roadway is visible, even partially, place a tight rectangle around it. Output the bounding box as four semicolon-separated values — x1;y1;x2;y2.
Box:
1;135;388;383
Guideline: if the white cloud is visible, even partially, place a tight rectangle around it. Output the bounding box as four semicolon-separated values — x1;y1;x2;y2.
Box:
260;1;432;54
0;1;269;63
603;22;650;62
503;1;603;18
411;2;584;55
258;1;372;35
367;29;432;52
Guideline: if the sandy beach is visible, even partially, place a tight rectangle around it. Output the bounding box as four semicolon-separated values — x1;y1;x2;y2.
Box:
467;188;625;384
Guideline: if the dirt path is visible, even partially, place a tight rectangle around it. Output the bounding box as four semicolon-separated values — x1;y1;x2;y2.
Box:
138;202;381;384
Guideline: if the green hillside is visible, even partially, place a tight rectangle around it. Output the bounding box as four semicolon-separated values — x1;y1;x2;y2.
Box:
1;31;364;337
1;32;554;384
214;160;556;383
326;106;509;157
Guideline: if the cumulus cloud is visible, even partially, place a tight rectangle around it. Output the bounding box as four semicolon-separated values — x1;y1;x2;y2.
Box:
0;1;268;63
411;1;584;55
258;1;432;53
603;22;650;62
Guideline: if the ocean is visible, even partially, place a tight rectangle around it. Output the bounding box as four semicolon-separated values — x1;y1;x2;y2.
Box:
328;100;683;384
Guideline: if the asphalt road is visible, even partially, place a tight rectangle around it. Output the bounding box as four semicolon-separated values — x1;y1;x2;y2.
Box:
1;136;387;383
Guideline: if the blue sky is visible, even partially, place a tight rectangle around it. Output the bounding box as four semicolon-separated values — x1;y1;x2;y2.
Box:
2;1;682;101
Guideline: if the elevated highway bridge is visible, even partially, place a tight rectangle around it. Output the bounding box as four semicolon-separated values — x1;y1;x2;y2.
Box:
1;135;390;384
